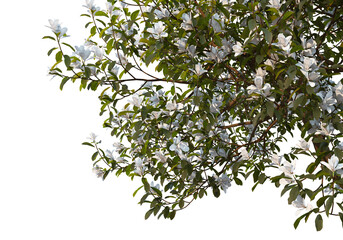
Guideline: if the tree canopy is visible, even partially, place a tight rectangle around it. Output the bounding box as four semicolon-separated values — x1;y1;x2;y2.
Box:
44;0;343;230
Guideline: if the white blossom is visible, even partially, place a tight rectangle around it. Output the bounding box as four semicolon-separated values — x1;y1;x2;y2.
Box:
232;42;243;56
297;139;310;151
321;155;343;175
211;13;224;33
87;132;98;143
155;151;167;163
169;136;189;156
154;8;170;19
277;33;292;52
128;95;143;108
92;46;104;60
318;90;337;113
215;173;231;193
267;0;282;9
75;45;91;61
150;181;161;194
83;0;100;13
279;160;296;178
181;13;193;30
147;22;168;39
191;63;207;76
92;165;104;178
292;195;313;216
239;147;250;160
316;122;334;136
334;81;343;103
301;37;316;56
134;158;146;176
47;19;68;37
271;154;282;166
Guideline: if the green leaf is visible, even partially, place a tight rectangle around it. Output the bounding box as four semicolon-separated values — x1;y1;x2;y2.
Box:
60;77;70;90
62;42;75;51
248;19;257;31
339;213;343;228
47;47;57;56
82;142;94;147
91;151;98;160
42;36;55;41
145;208;154;220
293;212;307;229
282;11;294;21
315;214;323;231
262;28;272;44
288;186;299;204
142;178;150;192
131;10;140;20
325;196;334;217
55;51;63;62
266;101;274;117
133;185;143;197
95;11;108;17
64;55;71;67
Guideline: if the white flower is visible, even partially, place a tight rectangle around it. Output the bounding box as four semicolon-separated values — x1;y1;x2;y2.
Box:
247;69;273;100
334;81;343;103
239;147;250;160
110;66;120;76
113;142;125;152
169;136;189;156
128;95;143;107
92;46;104;60
175;38;187;52
211;13;224;33
292;195;313;216
232;42;243;56
116;53;129;66
181;13;193;30
187;45;196;57
215;173;231;193
87;132;98;142
191;63;207;76
205;46;226;63
297;139;310;151
297;57;318;86
321;155;343;175
277;33;292;52
209;95;223;113
92;165;104;178
166;100;183;111
106;149;115;160
267;0;282;9
150;181;161;194
316;122;334;136
134;158;146;176
83;0;100;13
271;154;282;165
279;160;296;179
147;22;168;39
47;19;68;37
75;45;91;61
301;37;316;56
155;151;167;163
154;8;170;19
105;2;115;14
318;90;337;113
264;59;275;69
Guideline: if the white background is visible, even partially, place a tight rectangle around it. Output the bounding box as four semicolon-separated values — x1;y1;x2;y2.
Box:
1;0;342;239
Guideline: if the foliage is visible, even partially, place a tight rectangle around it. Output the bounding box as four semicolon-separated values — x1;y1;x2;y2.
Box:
44;0;343;230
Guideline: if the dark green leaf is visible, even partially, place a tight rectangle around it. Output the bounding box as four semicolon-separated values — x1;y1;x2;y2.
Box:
315;214;323;231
